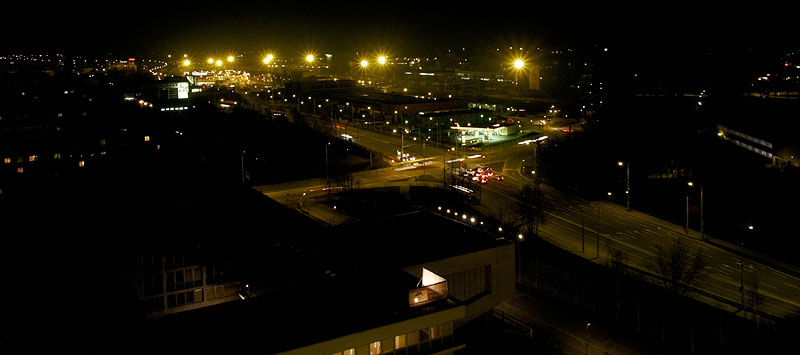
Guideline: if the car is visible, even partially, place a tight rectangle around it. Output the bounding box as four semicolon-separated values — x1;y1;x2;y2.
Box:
494;174;505;181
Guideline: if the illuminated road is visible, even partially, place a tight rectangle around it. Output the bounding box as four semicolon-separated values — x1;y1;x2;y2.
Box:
252;102;800;322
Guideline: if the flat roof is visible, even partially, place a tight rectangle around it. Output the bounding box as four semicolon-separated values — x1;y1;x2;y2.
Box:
138;211;507;353
307;87;463;107
325;211;510;269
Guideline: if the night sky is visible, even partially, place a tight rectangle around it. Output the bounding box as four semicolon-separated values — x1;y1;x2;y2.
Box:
4;2;795;58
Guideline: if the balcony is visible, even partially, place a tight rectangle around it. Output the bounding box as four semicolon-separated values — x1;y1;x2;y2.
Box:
409;280;448;307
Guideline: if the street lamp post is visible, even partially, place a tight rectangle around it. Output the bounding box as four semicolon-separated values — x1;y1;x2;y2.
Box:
741;225;754;310
618;161;630;210
686;181;703;236
517;233;524;283
700;184;704;239
586;323;590;355
596;204;600;258
581;208;585;253
325;142;330;184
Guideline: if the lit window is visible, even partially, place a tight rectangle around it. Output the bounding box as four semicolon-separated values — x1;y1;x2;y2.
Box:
100;139;106;146
395;334;406;349
28;155;37;162
369;341;380;355
342;349;354;355
78;161;85;167
16;167;23;173
54;153;61;160
144;136;150;142
3;158;9;164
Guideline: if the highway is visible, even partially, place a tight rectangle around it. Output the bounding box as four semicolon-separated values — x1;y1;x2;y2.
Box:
250;95;800;323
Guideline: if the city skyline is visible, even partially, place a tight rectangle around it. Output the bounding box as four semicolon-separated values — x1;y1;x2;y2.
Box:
2;4;799;353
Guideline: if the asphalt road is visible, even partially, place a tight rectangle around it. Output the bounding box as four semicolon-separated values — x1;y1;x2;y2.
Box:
254;105;800;322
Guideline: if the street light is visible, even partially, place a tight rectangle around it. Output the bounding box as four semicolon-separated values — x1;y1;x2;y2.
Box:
586;323;591;355
263;54;274;64
618;161;630;210
740;225;754;309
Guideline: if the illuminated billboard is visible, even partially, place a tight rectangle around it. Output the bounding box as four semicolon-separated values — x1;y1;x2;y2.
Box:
177;82;189;99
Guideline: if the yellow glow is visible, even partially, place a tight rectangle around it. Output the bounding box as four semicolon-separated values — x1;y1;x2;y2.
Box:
227;56;234;62
306;54;315;63
263;54;274;64
514;59;524;69
378;56;386;65
207;58;214;64
183;60;191;66
361;60;368;68
215;60;223;66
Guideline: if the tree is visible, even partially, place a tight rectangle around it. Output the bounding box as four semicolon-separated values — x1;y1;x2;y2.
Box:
652;238;707;296
607;245;629;323
514;182;546;236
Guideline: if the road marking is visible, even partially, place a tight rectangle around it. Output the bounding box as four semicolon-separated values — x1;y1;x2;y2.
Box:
782;282;800;290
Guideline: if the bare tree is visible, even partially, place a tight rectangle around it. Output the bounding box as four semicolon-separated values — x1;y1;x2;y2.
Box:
608;245;629;323
514;182;546;237
652;238;707;296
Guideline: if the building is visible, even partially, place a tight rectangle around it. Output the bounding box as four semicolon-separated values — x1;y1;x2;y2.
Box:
151;77;190;113
139;211;516;354
131;246;245;318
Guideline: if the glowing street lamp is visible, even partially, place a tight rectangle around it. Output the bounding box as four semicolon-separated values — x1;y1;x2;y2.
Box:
263;54;274;64
207;58;215;64
227;56;235;63
514;59;524;69
377;56;386;65
360;60;368;68
306;54;315;63
618;161;630;210
182;60;191;66
215;60;223;67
